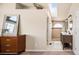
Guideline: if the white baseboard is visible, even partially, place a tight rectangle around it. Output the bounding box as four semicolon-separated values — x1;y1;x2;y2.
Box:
25;49;70;52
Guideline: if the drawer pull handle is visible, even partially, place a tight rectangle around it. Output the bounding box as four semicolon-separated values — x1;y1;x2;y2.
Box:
6;44;11;47
6;39;10;41
6;50;10;52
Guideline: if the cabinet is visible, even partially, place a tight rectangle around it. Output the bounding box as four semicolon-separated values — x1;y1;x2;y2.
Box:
0;35;26;54
61;33;73;50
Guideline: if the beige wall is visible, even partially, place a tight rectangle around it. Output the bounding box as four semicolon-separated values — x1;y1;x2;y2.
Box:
0;3;15;9
69;4;79;14
0;9;48;51
0;3;16;34
19;10;48;50
0;3;48;51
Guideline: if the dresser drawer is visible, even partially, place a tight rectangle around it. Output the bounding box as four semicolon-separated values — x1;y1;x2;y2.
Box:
1;47;17;53
0;35;26;54
0;37;18;53
1;43;17;48
0;37;17;44
1;41;17;47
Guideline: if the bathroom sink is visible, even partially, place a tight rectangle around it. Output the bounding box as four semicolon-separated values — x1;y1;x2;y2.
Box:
61;32;72;35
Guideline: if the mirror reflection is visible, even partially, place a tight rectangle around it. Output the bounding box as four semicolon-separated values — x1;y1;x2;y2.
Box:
2;15;18;36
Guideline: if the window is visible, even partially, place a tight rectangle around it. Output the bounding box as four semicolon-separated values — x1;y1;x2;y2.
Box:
53;23;63;28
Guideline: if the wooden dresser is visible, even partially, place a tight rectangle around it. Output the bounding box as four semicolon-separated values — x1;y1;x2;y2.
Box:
61;33;73;50
0;35;26;54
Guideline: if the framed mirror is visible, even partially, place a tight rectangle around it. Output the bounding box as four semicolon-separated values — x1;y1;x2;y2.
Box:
65;19;68;32
2;15;20;36
68;15;73;34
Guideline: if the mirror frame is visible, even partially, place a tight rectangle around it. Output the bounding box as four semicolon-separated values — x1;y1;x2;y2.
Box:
1;14;20;36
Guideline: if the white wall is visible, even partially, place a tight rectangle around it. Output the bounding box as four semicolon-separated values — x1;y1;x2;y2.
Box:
69;4;79;55
71;11;79;55
0;9;48;51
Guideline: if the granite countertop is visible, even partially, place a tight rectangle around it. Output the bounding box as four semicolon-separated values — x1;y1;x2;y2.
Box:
61;32;72;35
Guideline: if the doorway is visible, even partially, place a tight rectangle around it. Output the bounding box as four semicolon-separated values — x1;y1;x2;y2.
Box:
52;21;64;41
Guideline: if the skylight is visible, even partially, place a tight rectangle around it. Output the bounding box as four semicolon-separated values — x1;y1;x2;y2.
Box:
49;3;57;17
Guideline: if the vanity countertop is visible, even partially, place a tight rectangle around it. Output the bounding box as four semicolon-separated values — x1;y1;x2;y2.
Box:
61;32;72;35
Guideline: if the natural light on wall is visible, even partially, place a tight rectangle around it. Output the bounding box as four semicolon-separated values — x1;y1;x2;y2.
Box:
49;3;57;17
53;23;63;28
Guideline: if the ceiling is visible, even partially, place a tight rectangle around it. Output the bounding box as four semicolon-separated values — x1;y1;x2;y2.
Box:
57;3;72;20
49;3;72;21
16;3;72;20
16;3;48;9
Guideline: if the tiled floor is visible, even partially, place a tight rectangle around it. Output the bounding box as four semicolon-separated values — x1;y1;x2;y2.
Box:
47;41;63;51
